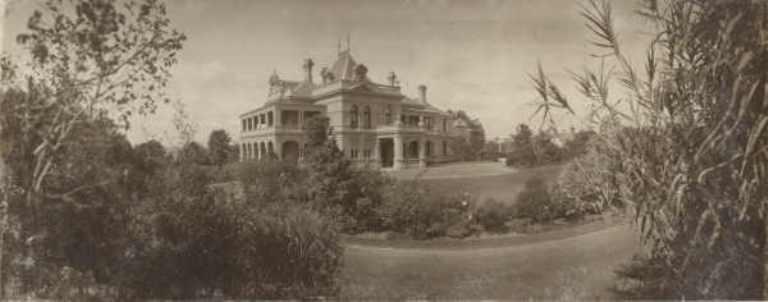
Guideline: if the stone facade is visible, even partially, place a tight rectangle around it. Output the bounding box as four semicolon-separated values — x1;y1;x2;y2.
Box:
238;48;483;170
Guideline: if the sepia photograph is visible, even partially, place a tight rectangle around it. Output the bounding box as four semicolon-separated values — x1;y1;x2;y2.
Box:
1;0;767;300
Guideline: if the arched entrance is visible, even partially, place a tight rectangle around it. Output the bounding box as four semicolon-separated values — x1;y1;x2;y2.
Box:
407;141;419;159
282;141;300;163
379;138;394;168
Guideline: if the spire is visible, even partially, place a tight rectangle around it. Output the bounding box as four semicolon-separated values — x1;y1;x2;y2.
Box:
269;69;280;85
346;33;351;52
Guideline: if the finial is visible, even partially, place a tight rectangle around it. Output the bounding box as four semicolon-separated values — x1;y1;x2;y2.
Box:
347;33;351;52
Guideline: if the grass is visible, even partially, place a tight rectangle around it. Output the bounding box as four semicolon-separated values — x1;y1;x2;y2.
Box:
418;163;564;205
340;161;636;299
340;223;640;300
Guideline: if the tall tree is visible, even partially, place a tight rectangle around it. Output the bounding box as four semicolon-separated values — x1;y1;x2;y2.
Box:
0;0;185;295
207;129;232;167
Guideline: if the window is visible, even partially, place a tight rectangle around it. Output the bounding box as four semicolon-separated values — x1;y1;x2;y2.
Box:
407;141;419;159
350;105;359;128
260;114;266;125
442;119;448;132
408;116;419;126
242;119;247;132
443;141;448;156
363;105;371;129
267;111;274;126
363;149;372;159
385;105;393;125
425;117;433;130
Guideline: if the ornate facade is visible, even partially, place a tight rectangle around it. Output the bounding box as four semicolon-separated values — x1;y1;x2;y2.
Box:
238;47;483;170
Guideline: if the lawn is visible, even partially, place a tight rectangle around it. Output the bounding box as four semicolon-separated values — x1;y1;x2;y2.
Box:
340;223;640;300
340;161;639;300
417;163;564;205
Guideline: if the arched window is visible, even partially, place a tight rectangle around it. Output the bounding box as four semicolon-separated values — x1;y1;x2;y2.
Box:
363;105;371;129
350;104;359;128
408;141;419;159
385;105;393;125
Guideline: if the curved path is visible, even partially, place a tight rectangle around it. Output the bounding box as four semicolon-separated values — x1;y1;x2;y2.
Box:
341;223;641;300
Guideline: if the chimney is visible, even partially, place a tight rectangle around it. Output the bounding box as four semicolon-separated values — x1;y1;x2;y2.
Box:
418;85;427;104
303;58;314;83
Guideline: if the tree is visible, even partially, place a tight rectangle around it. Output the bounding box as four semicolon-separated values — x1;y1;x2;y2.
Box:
0;0;185;296
506;123;537;167
207;129;233;167
513;123;533;148
532;0;768;298
563;129;595;159
178;141;209;166
130;139;167;197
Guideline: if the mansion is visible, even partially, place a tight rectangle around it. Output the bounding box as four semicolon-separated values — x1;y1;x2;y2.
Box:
238;46;484;170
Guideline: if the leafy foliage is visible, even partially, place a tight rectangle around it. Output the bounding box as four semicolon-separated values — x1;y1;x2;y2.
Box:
474;199;514;233
532;0;768;298
0;0;186;297
126;161;342;299
207;129;235;167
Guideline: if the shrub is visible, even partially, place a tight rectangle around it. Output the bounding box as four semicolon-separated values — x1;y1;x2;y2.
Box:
124;163;343;300
474;199;513;233
344;169;393;233
516;172;605;223
514;177;558;222
223;204;342;299
376;181;473;239
236;159;306;204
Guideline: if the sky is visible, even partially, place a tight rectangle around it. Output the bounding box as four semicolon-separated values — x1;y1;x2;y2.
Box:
1;0;652;145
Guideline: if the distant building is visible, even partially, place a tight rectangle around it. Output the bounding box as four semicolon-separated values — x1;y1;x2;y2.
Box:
238;45;482;170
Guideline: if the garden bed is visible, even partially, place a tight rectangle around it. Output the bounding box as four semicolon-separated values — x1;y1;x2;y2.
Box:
343;210;627;250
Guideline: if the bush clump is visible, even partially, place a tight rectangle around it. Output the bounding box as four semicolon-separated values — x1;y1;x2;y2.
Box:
376;182;473;239
123;162;343;300
514;177;559;222
474;198;514;233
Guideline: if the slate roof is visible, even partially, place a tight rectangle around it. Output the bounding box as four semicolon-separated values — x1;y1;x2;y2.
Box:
330;50;358;81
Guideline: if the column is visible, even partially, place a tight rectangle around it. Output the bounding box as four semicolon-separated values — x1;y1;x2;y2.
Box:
418;138;427;168
393;135;403;170
299;111;304;129
276;138;283;160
